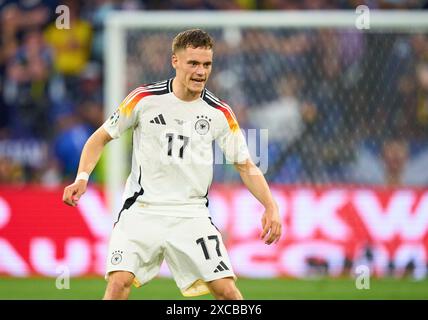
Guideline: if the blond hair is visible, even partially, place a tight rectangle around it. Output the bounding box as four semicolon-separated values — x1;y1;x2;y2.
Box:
172;29;214;53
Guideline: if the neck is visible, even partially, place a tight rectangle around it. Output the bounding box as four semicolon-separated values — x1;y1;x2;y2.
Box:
172;77;201;102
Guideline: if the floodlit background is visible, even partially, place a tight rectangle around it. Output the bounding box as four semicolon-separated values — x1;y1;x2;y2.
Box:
0;0;428;299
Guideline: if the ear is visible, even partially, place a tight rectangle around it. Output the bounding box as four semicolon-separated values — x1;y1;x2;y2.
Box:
171;54;178;69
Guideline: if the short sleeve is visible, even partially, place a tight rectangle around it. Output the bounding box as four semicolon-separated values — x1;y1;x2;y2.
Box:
103;88;144;139
215;104;250;164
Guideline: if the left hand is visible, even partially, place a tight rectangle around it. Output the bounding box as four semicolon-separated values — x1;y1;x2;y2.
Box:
260;203;282;245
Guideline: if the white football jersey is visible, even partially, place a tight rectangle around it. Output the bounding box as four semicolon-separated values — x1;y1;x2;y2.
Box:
103;79;250;219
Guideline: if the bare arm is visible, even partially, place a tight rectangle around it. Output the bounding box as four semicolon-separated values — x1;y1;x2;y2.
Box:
62;127;112;206
234;159;282;245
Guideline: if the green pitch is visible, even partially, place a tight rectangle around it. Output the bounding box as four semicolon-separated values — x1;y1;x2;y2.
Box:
0;277;427;300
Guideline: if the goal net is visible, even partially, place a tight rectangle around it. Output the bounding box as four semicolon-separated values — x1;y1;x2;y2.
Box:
104;11;428;279
104;10;428;210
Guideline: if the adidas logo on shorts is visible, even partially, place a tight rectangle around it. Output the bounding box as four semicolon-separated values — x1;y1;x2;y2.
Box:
213;261;229;273
150;114;166;125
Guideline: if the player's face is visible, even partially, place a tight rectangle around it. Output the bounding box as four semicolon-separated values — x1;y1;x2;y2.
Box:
172;46;213;95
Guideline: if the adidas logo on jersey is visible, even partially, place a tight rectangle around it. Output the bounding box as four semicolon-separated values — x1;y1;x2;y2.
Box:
150;114;166;125
213;261;230;273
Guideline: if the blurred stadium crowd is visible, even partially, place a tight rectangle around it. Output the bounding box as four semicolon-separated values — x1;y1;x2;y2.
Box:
0;0;428;186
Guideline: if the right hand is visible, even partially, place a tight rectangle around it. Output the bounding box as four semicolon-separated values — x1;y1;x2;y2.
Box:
62;180;87;207
260;202;282;245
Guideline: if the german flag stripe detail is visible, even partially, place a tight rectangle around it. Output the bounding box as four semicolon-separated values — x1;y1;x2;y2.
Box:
118;84;168;117
205;91;238;123
203;90;239;133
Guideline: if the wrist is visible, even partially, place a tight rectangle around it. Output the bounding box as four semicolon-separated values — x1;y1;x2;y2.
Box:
264;202;277;211
75;172;90;183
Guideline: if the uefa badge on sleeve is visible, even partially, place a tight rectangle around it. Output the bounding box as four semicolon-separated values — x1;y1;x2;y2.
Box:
109;110;120;126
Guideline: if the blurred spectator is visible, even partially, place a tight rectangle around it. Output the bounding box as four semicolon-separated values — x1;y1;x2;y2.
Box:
260;0;301;9
379;0;425;9
0;93;7;138
349;137;428;186
127;33;174;89
249;74;305;146
382;138;410;186
35;157;62;186
0;138;51;183
279;29;358;184
416;62;428;136
0;156;24;184
1;1;428;186
44;0;92;77
1;6;20;139
76;61;103;106
169;0;215;10
82;0;134;63
372;34;428;141
1;5;19;66
165;0;245;10
76;100;104;130
302;0;332;9
4;30;53;139
53;112;94;181
238;29;312;108
1;0;55;34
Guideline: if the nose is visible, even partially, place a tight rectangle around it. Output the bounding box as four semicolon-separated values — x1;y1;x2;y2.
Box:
195;65;205;76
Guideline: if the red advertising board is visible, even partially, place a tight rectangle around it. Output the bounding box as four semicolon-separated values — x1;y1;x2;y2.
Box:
0;185;427;278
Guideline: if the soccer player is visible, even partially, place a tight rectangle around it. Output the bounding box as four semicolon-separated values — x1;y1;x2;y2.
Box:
62;29;282;300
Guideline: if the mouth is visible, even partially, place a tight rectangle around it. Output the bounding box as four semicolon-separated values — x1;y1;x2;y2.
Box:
191;78;205;84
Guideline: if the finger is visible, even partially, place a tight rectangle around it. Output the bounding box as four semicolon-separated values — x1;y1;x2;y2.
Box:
260;219;272;240
72;187;86;205
274;225;282;244
62;187;69;201
260;216;266;238
274;224;282;243
70;188;79;205
72;191;81;201
72;193;82;206
267;223;281;245
266;224;278;245
63;186;78;206
66;197;75;206
63;188;73;206
64;199;75;206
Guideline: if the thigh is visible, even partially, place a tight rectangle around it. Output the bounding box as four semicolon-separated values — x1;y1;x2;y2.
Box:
164;216;236;296
105;211;166;287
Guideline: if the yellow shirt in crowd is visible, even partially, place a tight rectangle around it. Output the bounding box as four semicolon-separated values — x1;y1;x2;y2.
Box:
44;19;92;75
